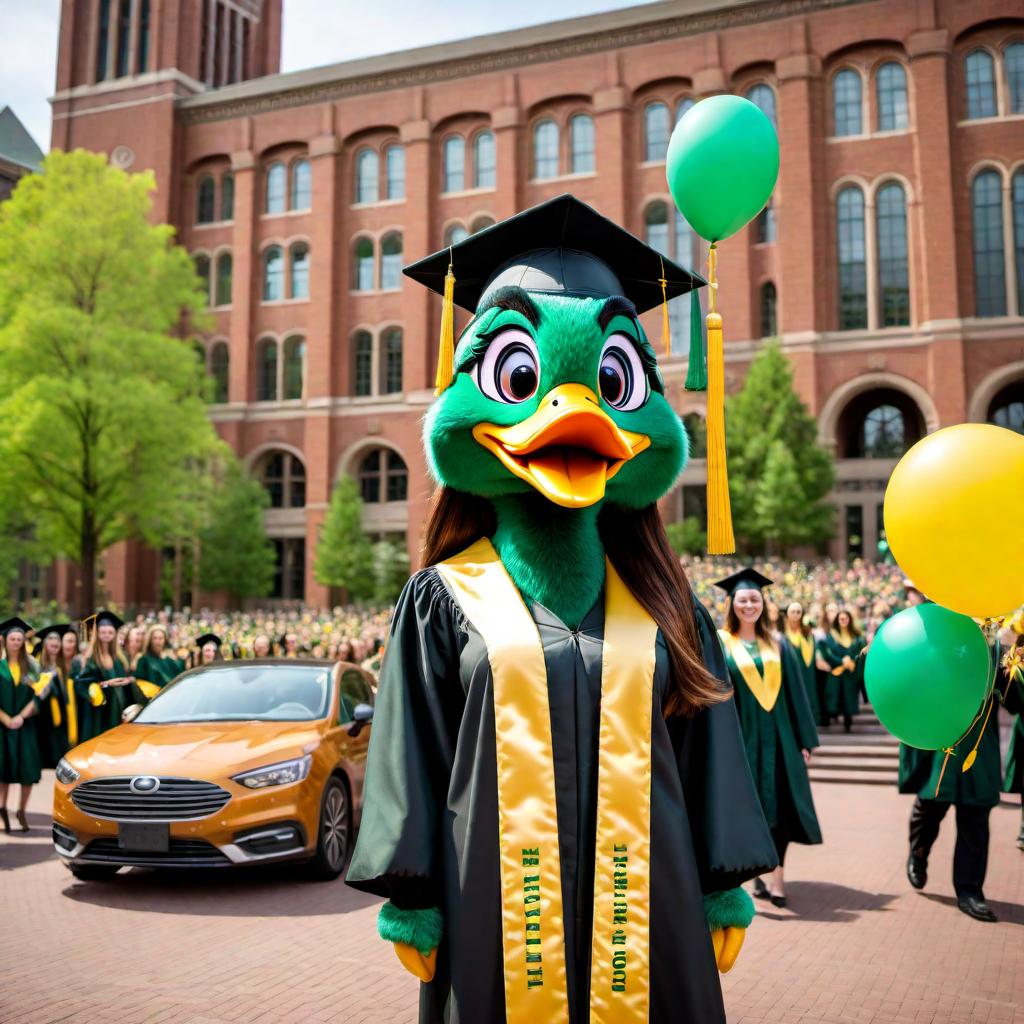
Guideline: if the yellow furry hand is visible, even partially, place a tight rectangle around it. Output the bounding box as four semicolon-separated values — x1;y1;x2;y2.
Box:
710;926;746;973
393;942;437;982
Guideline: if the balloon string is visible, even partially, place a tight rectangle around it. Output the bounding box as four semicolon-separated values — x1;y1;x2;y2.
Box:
706;243;718;315
934;748;955;798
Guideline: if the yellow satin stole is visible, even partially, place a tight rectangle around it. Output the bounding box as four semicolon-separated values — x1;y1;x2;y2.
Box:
437;538;657;1024
785;630;814;668
718;630;782;712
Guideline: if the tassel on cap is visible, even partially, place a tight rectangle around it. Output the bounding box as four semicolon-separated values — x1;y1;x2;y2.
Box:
435;251;456;396
658;256;671;359
684;287;707;392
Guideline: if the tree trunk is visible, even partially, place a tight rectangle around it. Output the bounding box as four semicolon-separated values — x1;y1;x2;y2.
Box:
172;539;183;610
80;510;96;616
191;532;201;609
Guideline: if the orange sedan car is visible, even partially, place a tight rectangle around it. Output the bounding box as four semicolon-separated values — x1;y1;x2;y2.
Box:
52;659;374;881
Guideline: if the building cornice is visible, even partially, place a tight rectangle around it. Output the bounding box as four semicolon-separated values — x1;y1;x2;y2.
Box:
178;0;870;126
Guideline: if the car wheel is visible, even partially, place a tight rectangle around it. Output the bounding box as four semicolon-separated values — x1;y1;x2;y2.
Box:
67;863;121;881
304;776;350;881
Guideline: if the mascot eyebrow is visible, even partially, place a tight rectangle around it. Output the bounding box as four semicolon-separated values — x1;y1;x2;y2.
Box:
475;286;542;329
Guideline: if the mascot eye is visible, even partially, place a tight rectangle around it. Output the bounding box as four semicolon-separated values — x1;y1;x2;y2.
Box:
599;335;647;412
474;329;540;404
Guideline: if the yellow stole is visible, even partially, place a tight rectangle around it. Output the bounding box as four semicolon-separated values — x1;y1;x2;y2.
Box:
718;630;782;712
437;538;657;1024
32;671;63;729
785;630;814;668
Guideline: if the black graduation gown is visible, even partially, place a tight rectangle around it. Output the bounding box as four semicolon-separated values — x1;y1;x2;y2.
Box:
33;666;72;768
817;632;865;718
76;657;131;739
132;653;185;704
0;661;43;785
346;567;777;1024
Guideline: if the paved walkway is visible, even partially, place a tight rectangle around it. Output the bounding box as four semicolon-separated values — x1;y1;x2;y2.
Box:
2;775;1022;1024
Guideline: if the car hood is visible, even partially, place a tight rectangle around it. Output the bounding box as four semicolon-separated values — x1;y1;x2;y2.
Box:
67;721;324;778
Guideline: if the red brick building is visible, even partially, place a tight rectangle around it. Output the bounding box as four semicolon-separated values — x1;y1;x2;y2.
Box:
48;0;1024;607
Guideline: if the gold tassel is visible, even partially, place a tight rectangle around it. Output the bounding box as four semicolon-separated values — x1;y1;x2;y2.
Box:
705;243;735;554
435;252;456;396
658;256;671;358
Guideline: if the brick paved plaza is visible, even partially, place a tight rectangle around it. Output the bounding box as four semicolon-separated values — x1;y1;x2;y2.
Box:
2;775;1023;1024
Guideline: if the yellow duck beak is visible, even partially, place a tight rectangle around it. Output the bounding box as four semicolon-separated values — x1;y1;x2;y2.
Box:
472;383;650;508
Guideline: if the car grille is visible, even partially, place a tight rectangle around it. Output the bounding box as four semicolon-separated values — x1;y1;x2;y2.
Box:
70;777;231;821
81;837;231;867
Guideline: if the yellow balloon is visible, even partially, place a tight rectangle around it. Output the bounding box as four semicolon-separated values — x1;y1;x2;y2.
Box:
884;423;1024;618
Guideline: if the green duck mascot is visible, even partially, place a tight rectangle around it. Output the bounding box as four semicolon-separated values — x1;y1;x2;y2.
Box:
346;194;777;1023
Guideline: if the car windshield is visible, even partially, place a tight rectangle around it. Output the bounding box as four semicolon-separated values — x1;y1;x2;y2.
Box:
135;664;332;723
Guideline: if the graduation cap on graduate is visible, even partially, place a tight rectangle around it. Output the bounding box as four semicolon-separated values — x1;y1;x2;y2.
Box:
195;633;222;649
714;568;774;596
32;623;71;651
0;616;32;637
82;610;125;634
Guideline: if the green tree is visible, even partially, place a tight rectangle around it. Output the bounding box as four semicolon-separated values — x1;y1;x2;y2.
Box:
0;150;217;611
726;341;835;553
372;539;411;604
199;459;276;602
665;517;707;556
314;475;375;600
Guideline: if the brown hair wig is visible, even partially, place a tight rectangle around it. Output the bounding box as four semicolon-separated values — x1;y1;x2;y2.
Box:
422;487;726;717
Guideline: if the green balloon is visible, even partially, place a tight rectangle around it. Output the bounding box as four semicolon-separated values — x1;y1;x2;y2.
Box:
865;604;990;750
666;95;780;243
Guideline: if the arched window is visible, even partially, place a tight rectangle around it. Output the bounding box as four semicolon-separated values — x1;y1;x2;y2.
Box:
755;200;777;243
290;243;309;300
668;209;700;352
569;114;595;174
265;162;286;214
876;62;908;131
837;186;867;329
256;338;278;401
833;69;862;136
876;182;909;326
445;223;469;247
385;145;405;199
473;131;496;188
193;254;211;303
259;451;305;508
214;251;233;306
745;84;777;127
861;405;907;458
965;50;997;119
988;381;1024;434
675;97;695;124
359;449;408;503
644;201;670;255
197;176;216;223
381;328;403;394
972;170;1006;317
355;147;379;204
443;136;465;193
353;330;373;397
471;216;495;234
262;245;284;301
1014;170;1024;312
380;232;403;291
353;237;375;291
533;120;559;179
220;173;234;221
209;342;229;404
644;102;670;162
1008;42;1024;115
283;336;305;400
290;158;312;210
839;389;924;458
760;282;778;337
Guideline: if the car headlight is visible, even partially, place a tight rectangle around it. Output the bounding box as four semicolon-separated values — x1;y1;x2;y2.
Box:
55;758;80;785
232;754;311;790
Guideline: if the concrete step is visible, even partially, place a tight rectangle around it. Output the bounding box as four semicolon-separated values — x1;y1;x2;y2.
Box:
810;757;898;773
809;768;898;787
813;744;899;760
818;732;899;748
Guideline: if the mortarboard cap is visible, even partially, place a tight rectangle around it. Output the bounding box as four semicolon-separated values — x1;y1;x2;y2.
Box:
196;633;221;648
0;616;32;637
714;567;774;596
33;623;70;647
87;610;125;631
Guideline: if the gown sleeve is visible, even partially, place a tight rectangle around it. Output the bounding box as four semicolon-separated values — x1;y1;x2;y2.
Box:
345;569;462;910
669;600;779;893
780;640;820;752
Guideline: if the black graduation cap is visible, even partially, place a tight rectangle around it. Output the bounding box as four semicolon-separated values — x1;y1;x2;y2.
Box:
85;609;125;632
0;616;32;637
34;623;71;645
404;193;704;315
195;633;222;648
714;568;774;596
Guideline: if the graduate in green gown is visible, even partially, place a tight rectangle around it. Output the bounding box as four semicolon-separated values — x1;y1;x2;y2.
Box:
999;622;1024;852
782;601;820;725
715;570;821;910
76;610;134;739
132;625;186;704
816;608;865;732
31;623;81;768
0;618;44;832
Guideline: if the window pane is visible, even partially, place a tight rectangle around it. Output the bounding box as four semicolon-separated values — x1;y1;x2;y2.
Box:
137;0;150;72
220;172;234;220
989;383;1024;434
290;244;309;299
876;183;909;326
284;337;304;400
210;343;229;404
1008;43;1024;115
533;120;559;179
354;239;374;291
675;97;694;124
1014;171;1024;315
972;170;1006;316
861;405;906;457
97;0;110;81
833;69;862;136
197;176;216;223
380;233;403;291
745;84;776;127
263;246;283;301
215;252;232;306
755;201;777;243
116;0;131;76
471;216;495;234
760;282;777;337
473;131;496;188
257;340;278;401
876;62;908;131
644;201;670;256
353;332;373;397
670;210;697;355
386;145;405;199
387;451;408;502
837;187;867;329
644;102;670;162
443;136;465;193
355;148;378;204
194;254;211;303
360;451;381;503
382;330;403;394
290;159;312;210
265;163;286;214
966;50;997;119
569;114;595;174
445;224;469;247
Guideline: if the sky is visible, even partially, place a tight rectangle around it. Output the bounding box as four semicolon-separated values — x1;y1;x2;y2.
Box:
0;0;652;154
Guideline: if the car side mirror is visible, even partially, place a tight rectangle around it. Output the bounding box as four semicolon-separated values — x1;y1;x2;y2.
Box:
122;704;143;723
347;702;374;737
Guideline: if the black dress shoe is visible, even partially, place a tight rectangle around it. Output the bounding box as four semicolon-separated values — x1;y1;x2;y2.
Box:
770;894;787;908
752;877;770;900
957;897;997;923
15;810;29;833
906;855;927;890
0;808;9;834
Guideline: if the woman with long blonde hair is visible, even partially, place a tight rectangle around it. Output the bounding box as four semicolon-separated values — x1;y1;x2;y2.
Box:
0;618;43;832
132;624;185;703
76;611;133;739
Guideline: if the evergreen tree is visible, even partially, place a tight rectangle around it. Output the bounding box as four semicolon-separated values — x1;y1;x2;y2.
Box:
372;539;411;604
314;475;375;600
726;341;835;552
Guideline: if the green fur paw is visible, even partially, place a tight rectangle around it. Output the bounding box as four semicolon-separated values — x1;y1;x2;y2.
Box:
377;903;444;956
703;887;755;931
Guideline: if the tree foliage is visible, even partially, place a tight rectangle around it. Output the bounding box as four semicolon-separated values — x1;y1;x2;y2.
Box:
314;475;375;600
665;517;707;556
371;539;410;604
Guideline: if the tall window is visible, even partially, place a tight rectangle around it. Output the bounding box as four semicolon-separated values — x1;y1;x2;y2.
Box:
290;243;310;300
672;209;700;352
1014;170;1024;313
644;102;671;162
385;145;405;199
353;331;373;396
471;216;495;234
876;62;908;131
988;382;1024;434
194;254;211;302
359;450;408;503
116;0;131;77
220;172;234;220
473;131;496;188
214;252;233;306
137;0;150;73
833;69;863;136
96;0;111;81
260;452;305;508
1008;43;1024;115
876;183;909;326
283;336;305;400
256;339;278;401
210;342;229;404
675;97;695;124
445;223;469;247
197;176;216;223
443;136;465;193
756;201;777;244
353;238;375;291
382;328;403;394
533;120;559;179
355;148;378;204
262;246;284;301
569;114;595;174
290;159;312;210
760;282;778;337
966;50;997;119
972;170;1006;316
265;162;287;214
745;84;777;127
644;202;670;255
380;233;403;291
837;186;867;329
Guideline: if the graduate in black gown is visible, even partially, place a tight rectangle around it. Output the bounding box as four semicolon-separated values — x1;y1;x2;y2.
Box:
32;623;78;768
0;618;43;833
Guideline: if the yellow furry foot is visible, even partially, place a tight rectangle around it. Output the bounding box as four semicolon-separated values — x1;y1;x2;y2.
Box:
393;942;437;982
